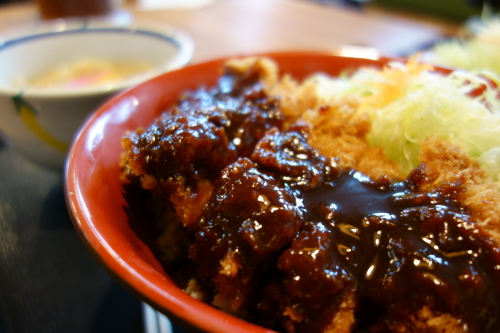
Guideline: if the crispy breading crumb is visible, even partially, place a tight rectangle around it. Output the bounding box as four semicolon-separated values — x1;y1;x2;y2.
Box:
283;306;303;323
301;100;401;180
184;278;206;301
168;180;214;226
390;306;468;333
225;56;279;88
269;74;317;122
418;137;500;240
219;251;241;277
323;287;356;333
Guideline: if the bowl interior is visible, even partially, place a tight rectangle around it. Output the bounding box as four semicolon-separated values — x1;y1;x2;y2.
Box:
66;52;396;333
0;27;192;96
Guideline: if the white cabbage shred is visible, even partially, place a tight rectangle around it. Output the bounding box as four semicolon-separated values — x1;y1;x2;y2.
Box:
310;59;500;183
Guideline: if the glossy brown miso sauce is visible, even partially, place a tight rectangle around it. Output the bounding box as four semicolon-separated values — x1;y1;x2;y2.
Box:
123;67;500;333
287;166;500;332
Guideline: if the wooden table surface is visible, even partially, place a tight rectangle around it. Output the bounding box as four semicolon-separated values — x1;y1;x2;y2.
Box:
0;0;460;64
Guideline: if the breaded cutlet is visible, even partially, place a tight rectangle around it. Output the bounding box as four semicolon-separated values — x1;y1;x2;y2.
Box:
121;57;500;333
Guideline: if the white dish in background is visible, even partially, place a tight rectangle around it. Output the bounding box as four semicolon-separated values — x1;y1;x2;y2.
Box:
0;16;193;169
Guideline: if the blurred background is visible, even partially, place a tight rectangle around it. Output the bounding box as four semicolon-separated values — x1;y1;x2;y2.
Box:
1;0;498;21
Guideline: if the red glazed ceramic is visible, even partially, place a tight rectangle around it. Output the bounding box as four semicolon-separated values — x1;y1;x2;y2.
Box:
65;51;406;333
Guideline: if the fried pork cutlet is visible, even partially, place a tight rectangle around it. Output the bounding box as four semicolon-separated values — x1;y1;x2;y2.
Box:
121;57;500;333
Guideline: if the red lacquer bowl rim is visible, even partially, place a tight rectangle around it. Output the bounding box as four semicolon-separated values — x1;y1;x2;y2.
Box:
65;50;417;333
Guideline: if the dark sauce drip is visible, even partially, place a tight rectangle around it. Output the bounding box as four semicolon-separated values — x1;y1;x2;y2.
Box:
123;68;500;333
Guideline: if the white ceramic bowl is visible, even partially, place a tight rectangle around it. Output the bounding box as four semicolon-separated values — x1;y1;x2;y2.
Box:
0;17;193;169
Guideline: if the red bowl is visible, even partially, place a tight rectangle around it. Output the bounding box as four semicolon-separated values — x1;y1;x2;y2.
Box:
65;51;405;333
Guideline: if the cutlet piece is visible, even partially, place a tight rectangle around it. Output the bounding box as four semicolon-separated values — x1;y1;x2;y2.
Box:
415;136;500;239
121;58;287;226
278;221;352;306
302;99;402;180
281;288;357;333
189;158;305;311
278;221;356;333
121;112;237;226
228;57;330;124
322;288;357;333
267;74;317;122
412;136;485;190
174;57;285;158
386;306;467;333
167;180;215;228
251;123;327;190
224;56;279;90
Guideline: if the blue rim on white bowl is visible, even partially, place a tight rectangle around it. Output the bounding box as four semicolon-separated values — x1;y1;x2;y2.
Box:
0;15;194;98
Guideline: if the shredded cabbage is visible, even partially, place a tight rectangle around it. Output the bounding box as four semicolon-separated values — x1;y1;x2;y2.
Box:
312;59;500;183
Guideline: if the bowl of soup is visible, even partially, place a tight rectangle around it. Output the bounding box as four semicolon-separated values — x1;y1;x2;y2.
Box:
0;17;193;169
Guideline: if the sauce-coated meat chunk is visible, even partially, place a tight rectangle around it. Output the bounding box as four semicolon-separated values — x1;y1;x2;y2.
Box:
190;158;305;310
279;221;353;306
123;112;236;187
122;112;237;226
173;62;284;158
252;124;327;190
